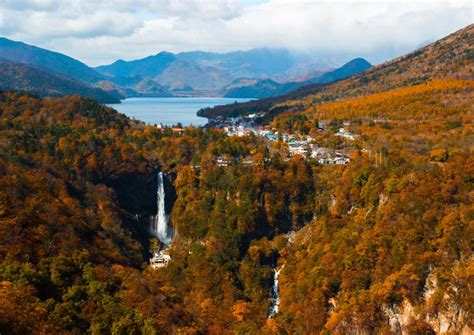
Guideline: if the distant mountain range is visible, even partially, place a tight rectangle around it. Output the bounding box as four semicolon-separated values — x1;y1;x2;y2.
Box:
0;36;371;101
95;49;338;91
223;58;372;98
198;24;474;121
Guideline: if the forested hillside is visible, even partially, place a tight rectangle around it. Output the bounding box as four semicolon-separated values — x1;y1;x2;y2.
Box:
0;60;121;103
271;79;473;333
0;92;318;333
1;79;472;334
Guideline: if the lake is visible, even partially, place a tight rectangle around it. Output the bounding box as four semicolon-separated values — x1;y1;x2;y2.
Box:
108;97;253;126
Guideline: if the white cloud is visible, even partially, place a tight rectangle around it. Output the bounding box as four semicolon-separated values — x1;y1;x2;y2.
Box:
0;0;472;66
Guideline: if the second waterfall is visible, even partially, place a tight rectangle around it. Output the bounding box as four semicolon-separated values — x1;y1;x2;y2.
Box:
150;171;173;245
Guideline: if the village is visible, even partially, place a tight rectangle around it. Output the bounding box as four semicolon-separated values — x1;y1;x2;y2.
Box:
214;115;358;166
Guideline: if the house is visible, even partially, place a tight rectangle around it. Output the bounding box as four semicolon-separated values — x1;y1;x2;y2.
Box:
334;156;350;165
216;156;233;167
316;150;350;165
318;158;332;165
311;147;330;159
243;157;254;166
150;249;171;269
336;127;357;140
289;145;308;156
265;133;277;141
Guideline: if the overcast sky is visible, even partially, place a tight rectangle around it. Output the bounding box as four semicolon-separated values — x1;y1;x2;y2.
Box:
0;0;472;66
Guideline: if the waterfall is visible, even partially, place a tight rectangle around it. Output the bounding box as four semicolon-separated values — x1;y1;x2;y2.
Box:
269;264;284;318
150;171;173;245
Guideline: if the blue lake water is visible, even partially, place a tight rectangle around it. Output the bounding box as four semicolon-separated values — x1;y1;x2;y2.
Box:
107;97;253;126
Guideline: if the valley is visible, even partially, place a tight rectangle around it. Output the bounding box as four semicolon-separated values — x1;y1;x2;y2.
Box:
0;38;371;101
0;4;472;334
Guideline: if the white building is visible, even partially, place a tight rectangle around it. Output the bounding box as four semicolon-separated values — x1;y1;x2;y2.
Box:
336;128;357;140
150;249;171;269
289;145;308;156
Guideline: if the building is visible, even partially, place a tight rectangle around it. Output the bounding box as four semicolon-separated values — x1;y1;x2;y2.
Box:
289;145;308;156
315;149;350;165
311;147;330;159
150;249;171;269
336;127;357;140
216;156;233;167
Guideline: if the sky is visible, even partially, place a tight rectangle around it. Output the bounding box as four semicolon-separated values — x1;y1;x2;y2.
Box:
0;0;472;66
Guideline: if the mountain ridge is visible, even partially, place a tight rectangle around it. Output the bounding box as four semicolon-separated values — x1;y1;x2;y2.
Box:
223;58;372;98
95;48;339;93
0;59;121;103
198;24;474;120
0;37;104;84
0;36;369;99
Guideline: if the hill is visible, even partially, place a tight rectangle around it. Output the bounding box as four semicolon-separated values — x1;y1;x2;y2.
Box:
0;60;121;103
223;78;283;98
199;24;473;120
0;37;104;84
95;52;177;78
313;57;372;83
273;78;473;334
0;37;175;98
223;58;372;98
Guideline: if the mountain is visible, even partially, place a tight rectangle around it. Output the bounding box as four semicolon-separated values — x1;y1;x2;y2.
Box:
132;78;174;97
199;24;473;120
0;37;104;84
0;37;174;98
179;48;298;78
95;48;336;92
223;58;372;98
0;60;120;103
95;52;177;78
154;59;231;90
311;57;372;83
223;78;283;98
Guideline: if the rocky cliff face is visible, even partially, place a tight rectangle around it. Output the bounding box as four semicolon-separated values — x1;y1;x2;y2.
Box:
287;221;472;335
109;172;158;216
107;172;162;258
163;172;177;218
384;264;472;334
108;171;178;251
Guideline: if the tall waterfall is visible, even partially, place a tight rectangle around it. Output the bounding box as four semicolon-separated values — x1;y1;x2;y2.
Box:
269;264;284;318
150;171;172;245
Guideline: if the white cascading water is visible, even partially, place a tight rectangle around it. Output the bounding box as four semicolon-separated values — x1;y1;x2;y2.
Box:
150;171;172;245
269;264;285;318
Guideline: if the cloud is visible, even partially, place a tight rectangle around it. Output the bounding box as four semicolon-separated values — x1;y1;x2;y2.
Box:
0;0;472;66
